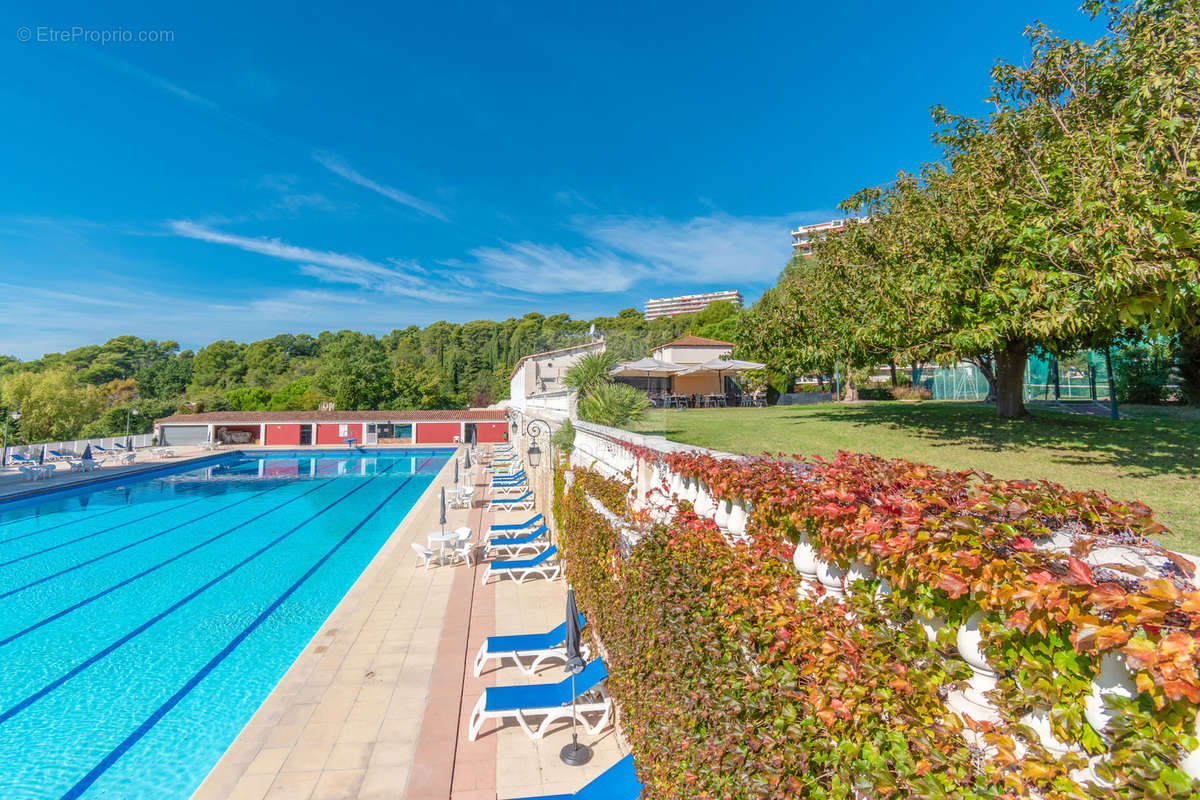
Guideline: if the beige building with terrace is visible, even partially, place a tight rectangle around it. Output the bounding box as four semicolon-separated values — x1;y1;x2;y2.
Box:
650;335;736;395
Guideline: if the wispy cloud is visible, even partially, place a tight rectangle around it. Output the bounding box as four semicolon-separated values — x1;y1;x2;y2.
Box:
467;242;646;294
0;282;442;359
462;210;829;295
579;212;803;285
167;220;465;302
88;52;219;111
313;152;448;222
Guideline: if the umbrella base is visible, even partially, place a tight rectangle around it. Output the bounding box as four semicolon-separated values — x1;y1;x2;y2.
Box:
559;741;593;766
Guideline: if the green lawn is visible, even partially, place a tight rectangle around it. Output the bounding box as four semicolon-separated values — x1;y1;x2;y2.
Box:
627;401;1200;554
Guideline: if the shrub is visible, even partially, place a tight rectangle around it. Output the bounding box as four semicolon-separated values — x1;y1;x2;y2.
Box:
556;447;1199;799
577;382;650;427
564;352;619;396
550;418;576;455
892;384;932;401
1114;340;1174;405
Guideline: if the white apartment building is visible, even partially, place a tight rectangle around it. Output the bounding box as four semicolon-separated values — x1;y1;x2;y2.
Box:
643;290;743;321
790;218;865;256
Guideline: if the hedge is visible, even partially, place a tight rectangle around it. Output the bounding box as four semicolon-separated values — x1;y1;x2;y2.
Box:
554;447;1200;799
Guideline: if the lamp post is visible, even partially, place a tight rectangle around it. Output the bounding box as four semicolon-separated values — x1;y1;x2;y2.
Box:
524;417;551;470
125;407;139;450
1;407;19;467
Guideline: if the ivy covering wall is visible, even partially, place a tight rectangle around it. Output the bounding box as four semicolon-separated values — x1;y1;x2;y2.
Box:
554;448;1200;799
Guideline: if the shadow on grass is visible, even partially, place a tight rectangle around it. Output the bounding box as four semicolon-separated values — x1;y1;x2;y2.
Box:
790;403;1200;480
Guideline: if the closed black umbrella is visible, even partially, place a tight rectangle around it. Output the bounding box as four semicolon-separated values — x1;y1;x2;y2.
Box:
81;443;92;460
454;458;460;487
38;446;46;465
439;486;447;534
464;449;471;470
560;587;592;766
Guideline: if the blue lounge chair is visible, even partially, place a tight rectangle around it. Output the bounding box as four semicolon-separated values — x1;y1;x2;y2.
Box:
468;658;611;740
486;525;550;558
491;475;529;490
503;754;642;800
8;453;35;464
489;513;543;533
489;490;535;511
473;613;587;676
47;450;74;461
480;546;559;586
491;469;528;483
114;442;130;451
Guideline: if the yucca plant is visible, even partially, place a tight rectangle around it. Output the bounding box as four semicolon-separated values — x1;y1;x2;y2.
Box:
577;382;650;427
564;352;619;397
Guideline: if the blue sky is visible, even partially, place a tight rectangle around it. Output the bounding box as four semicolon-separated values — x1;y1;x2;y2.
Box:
0;1;1106;359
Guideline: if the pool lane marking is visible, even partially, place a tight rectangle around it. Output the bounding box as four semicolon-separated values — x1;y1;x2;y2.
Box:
0;504;131;546
60;454;432;800
0;459;403;727
0;471;354;645
0;459;283;549
0;495;216;569
0;477;307;599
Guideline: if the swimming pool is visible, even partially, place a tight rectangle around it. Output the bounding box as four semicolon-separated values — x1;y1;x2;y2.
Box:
0;449;452;799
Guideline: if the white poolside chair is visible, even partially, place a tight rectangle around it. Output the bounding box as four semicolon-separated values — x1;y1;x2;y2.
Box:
485;525;550;558
488;513;544;535
491;480;530;496
449;487;476;509
410;542;435;570
505;754;641;800
448;529;476;567
488;491;535;511
472;613;588;677
480;546;560;586
467;658;611;741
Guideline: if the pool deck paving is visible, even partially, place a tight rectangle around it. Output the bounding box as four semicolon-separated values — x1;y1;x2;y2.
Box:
188;447;629;799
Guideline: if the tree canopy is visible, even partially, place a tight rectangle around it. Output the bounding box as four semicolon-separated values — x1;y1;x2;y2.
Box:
739;0;1200;417
0;307;704;444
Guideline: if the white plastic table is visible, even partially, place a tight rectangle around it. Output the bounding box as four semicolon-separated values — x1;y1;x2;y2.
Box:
427;529;460;564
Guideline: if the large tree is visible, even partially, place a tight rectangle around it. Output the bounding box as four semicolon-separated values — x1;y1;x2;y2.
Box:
747;0;1198;418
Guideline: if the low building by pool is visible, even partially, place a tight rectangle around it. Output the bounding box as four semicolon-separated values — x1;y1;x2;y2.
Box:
155;409;510;447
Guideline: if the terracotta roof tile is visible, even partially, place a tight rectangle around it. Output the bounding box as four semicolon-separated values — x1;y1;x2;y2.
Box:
653;335;734;349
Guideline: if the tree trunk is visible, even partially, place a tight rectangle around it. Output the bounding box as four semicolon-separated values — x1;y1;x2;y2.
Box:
889;361;898;387
1180;330;1200;406
994;341;1029;419
843;372;859;402
968;355;998;403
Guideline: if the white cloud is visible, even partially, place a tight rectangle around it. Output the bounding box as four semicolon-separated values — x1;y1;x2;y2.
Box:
461;210;830;295
313;152;448;222
167;220;466;302
467;241;647;294
88;52;220;112
579;213;800;285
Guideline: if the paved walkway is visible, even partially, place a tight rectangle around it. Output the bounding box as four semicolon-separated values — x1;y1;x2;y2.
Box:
190;450;631;799
192;455;467;799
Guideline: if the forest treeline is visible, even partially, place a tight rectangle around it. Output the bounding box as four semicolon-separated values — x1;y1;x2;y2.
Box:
0;303;740;443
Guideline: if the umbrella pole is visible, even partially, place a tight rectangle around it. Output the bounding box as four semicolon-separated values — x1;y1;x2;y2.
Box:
560;671;592;765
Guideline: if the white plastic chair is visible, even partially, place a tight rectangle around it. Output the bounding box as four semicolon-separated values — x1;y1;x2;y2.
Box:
410;542;434;570
449;527;475;567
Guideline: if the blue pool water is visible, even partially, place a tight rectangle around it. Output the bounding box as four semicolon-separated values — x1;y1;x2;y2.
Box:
0;449;451;799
